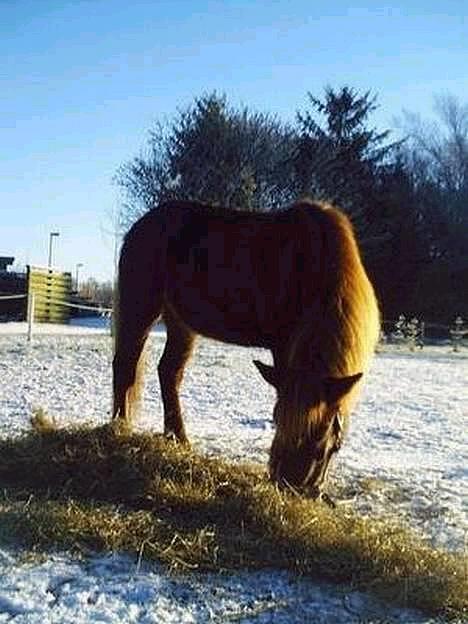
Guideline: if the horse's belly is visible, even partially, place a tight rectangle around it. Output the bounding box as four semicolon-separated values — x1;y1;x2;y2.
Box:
166;279;275;347
165;240;300;347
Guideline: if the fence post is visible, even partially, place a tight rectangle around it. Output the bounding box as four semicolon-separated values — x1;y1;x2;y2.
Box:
27;292;36;342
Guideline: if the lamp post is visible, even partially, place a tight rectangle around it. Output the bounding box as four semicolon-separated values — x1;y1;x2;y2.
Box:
75;263;83;293
48;231;60;268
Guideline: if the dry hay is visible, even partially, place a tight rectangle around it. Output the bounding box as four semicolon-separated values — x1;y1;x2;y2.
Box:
0;412;465;620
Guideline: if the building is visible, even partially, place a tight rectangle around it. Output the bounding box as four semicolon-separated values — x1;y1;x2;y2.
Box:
0;256;27;320
0;256;15;272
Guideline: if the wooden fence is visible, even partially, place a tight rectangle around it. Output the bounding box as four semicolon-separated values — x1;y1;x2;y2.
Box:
27;266;72;323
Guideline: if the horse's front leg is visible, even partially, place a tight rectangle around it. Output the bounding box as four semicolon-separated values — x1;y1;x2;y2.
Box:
158;311;196;443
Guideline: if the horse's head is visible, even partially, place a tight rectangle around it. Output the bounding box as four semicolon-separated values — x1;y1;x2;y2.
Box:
254;360;362;495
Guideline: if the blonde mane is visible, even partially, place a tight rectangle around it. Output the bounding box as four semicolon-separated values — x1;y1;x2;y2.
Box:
279;201;380;439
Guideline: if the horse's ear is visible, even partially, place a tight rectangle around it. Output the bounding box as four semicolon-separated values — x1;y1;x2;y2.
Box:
253;360;278;388
324;373;363;404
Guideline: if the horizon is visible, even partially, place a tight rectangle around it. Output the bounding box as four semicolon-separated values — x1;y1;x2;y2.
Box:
2;0;467;283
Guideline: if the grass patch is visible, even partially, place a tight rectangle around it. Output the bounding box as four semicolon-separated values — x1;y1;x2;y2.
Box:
0;414;466;620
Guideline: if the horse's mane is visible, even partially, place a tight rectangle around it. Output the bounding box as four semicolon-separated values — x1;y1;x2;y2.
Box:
277;200;380;440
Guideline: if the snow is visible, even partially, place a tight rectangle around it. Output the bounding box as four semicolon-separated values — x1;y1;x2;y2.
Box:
0;320;466;623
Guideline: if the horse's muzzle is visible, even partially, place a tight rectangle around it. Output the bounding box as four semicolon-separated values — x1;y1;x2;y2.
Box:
270;443;333;493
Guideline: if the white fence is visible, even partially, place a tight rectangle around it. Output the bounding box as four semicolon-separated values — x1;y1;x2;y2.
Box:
0;293;112;341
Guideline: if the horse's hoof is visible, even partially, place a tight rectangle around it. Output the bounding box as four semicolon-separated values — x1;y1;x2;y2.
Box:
307;487;336;508
110;418;133;437
164;430;190;446
308;486;322;500
319;492;337;508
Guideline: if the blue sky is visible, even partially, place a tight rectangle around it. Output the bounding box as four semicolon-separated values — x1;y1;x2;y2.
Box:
2;0;467;282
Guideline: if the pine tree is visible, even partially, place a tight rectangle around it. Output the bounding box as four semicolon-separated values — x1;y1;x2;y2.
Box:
292;87;397;233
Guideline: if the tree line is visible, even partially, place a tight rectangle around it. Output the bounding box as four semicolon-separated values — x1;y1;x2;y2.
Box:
116;88;467;322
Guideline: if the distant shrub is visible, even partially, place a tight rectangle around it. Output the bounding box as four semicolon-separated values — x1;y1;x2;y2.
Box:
389;315;425;350
450;316;467;352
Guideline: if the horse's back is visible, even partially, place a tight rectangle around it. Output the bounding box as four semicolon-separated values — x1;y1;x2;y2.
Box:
152;201;325;345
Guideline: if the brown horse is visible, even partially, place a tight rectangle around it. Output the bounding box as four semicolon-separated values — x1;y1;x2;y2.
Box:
112;199;380;496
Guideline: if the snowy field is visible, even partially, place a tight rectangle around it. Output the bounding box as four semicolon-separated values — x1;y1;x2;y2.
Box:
0;320;466;623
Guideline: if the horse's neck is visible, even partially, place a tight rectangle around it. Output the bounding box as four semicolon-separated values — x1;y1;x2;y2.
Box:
283;307;344;375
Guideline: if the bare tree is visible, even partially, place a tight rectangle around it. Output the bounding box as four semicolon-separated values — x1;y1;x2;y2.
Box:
115;123;174;230
79;278;113;308
402;94;468;192
400;94;468;264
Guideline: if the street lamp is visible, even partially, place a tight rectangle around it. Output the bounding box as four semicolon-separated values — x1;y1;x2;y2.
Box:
48;231;60;268
75;263;83;293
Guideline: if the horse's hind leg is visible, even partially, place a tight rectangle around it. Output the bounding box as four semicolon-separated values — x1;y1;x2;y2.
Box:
112;322;156;428
158;308;196;443
112;276;163;428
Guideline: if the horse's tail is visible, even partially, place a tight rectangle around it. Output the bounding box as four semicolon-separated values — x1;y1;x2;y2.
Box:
112;210;166;427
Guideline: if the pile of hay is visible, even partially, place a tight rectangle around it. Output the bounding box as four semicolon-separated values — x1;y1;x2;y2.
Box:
0;413;465;620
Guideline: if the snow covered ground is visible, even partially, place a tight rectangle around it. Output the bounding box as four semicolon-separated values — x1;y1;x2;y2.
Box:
0;321;466;623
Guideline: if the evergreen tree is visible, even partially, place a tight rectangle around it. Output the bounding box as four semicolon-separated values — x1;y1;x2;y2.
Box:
292;87;397;234
116;93;293;229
